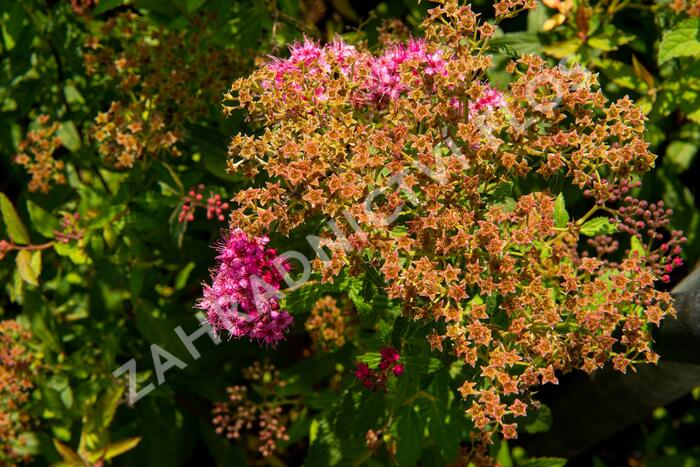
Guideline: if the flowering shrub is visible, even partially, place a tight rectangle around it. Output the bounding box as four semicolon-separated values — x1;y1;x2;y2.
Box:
0;0;698;466
218;0;682;447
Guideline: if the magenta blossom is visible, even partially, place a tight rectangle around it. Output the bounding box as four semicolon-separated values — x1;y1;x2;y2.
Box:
197;228;293;346
468;85;507;116
368;38;447;102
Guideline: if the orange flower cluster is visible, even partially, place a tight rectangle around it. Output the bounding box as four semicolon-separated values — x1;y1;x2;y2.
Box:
93;101;180;169
305;295;353;350
223;0;676;442
212;362;291;457
84;12;246;168
14;115;66;194
0;320;39;465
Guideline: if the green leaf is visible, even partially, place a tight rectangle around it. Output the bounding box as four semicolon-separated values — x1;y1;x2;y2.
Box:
543;37;582;59
428;402;460;461
665;141;697;172
80;385;126;453
395;407;422;466
57;121;81;152
356;352;382;368
659;18;700;64
521;404;552;434
403;356;443;376
54;242;88;264
16;250;40;286
518;457;567;467
92;0;126;15
580;217;617;237
0;192;30;244
553;193;569;228
27;201;61;238
305;418;342;466
490;32;543;55
526;2;548;33
594;58;649;93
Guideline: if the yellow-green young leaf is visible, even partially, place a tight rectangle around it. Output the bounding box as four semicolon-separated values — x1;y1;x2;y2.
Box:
16;250;39;286
659;18;700;64
0;192;30;244
631;54;655;90
27;201;61;238
553;193;569;228
87;437;141;462
580;217;617;237
31;250;42;278
52;440;83;464
543;37;582;59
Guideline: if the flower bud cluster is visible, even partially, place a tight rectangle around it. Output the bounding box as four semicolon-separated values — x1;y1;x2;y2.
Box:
54;213;84;244
212;362;291;457
178;184;230;223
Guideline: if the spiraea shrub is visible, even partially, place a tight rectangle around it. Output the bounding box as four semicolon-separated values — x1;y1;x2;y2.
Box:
195;0;686;458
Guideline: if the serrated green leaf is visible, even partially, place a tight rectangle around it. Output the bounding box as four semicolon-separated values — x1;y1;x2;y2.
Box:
27;201;61;238
659;18;700;64
1;192;30;244
553;193;569;228
580;217;617;236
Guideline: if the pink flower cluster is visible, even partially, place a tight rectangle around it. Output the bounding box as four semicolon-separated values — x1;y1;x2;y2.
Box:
368;39;447;101
355;347;404;390
265;38;359;102
263;37;450;105
197;229;293;346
